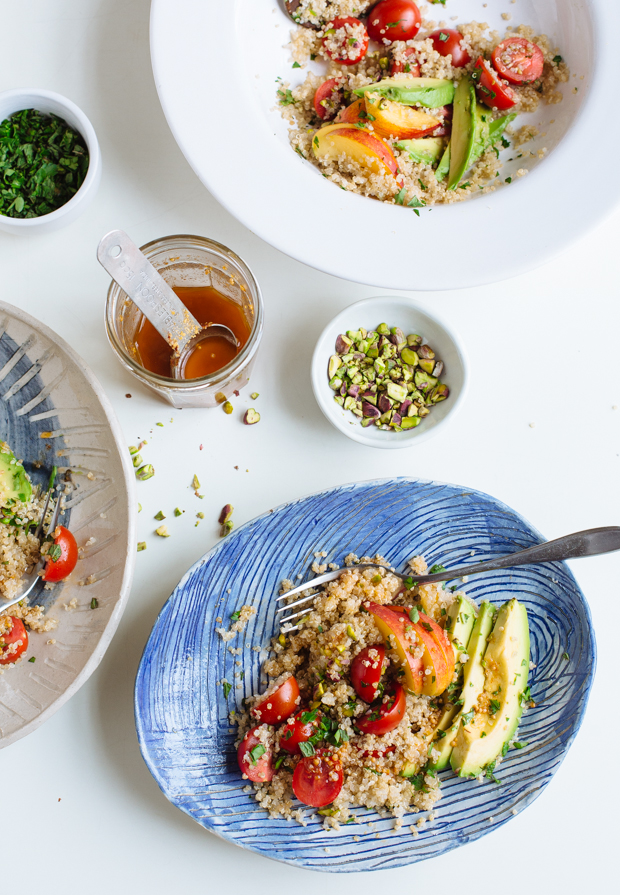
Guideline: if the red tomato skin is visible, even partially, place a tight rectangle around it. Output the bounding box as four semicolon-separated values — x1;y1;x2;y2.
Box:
313;78;343;120
42;526;78;582
0;617;28;665
428;29;471;68
350;643;386;702
252;676;300;725
389;46;421;76
492;37;544;85
292;748;344;808
472;57;518;110
367;0;421;44
237;727;274;783
356;683;406;736
279;709;321;754
323;17;369;66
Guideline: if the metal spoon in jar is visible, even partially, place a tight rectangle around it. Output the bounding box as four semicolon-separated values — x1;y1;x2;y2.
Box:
97;230;239;380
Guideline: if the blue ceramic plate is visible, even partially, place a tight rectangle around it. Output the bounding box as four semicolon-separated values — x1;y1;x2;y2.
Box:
135;479;596;872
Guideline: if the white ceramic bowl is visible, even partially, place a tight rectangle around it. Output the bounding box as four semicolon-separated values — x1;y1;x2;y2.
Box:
150;0;610;290
0;88;101;234
311;296;468;448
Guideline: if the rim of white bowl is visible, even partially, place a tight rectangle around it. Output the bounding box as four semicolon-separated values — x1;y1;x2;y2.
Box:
0;88;101;229
311;296;469;449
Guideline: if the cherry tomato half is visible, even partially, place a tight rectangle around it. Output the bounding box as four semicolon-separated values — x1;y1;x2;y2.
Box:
252;676;300;725
0;617;28;665
350;643;386;702
279;708;322;754
313;78;343;121
356;683;406;736
237;727;274;783
367;0;421;44
389;46;421;76
42;525;78;582
492;37;544;85
472;56;517;110
292;748;344;807
428;29;471;68
322;17;369;66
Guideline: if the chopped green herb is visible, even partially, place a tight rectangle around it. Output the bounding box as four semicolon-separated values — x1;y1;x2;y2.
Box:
553;55;563;65
394;186;407;205
277;87;296;106
364;766;381;775
230;611;241;622
222;681;232;698
90;598;99;610
250;744;266;764
489;699;501;714
48;543;62;563
299;741;315;758
428;563;446;574
292;61;301;68
462;709;475;725
505;176;512;184
0;109;90;218
562;651;569;661
408;606;420;624
513;741;527;749
28;656;36;663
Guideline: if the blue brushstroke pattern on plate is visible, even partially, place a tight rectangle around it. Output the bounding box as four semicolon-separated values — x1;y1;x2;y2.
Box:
135;478;596;872
0;328;68;610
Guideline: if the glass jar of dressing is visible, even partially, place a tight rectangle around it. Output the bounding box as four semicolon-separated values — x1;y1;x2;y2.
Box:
105;234;263;408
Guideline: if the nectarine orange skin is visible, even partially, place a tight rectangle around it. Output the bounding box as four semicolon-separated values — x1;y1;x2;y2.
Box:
366;603;425;695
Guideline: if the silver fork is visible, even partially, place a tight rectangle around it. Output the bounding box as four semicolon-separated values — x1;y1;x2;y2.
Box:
0;467;61;613
276;526;620;630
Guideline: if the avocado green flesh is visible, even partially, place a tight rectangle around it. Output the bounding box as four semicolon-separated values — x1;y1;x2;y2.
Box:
448;79;476;190
446;596;477;663
432;602;496;771
435;143;450;182
394;137;445;167
450;599;530;778
0;446;32;504
354;77;455;109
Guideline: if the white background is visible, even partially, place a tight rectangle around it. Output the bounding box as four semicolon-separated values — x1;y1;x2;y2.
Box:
1;1;617;892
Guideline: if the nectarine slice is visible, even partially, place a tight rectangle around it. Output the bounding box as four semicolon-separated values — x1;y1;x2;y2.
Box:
364;93;441;140
312;125;400;179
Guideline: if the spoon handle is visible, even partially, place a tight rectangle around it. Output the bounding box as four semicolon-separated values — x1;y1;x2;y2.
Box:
417;526;620;582
97;230;201;354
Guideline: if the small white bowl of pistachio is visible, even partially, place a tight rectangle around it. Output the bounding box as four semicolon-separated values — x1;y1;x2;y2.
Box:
311;296;468;449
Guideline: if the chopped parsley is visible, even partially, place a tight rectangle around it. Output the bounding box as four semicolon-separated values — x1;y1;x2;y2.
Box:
489;699;501;714
299;741;315;758
562;651;569;661
394;186;407;205
222;681;232;698
553;55;563;65
230;610;241;621
461;709;475;725
408;606;420;624
292;61;301;69
249;744;266;764
428;563;446;575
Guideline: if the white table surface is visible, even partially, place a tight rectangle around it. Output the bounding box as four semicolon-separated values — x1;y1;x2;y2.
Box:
2;2;617;891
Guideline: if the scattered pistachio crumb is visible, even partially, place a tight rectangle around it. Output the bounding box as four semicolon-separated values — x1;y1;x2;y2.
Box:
137;541;147;552
174;508;183;516
223;401;234;414
90;598;99;610
155;526;170;538
154;510;165;521
250;392;260;400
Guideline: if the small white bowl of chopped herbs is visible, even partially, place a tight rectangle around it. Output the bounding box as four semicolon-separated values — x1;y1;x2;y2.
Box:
0;88;101;234
312;296;468;449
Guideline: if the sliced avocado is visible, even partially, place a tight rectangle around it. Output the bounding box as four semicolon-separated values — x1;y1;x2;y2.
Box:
431;602;495;771
450;599;530;778
394;137;445;167
488;112;516;147
0;443;32;505
354;77;455;109
448;78;476;190
446;596;477;663
469;102;492;166
435;142;451;182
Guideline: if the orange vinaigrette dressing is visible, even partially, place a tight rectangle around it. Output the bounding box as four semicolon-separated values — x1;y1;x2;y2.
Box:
134;285;251;379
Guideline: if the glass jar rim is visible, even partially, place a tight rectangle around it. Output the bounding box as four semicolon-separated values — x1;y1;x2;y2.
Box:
104;233;264;390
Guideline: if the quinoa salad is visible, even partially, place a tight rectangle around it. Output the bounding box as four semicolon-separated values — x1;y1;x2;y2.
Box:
277;1;569;206
234;556;531;829
0;443;79;668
